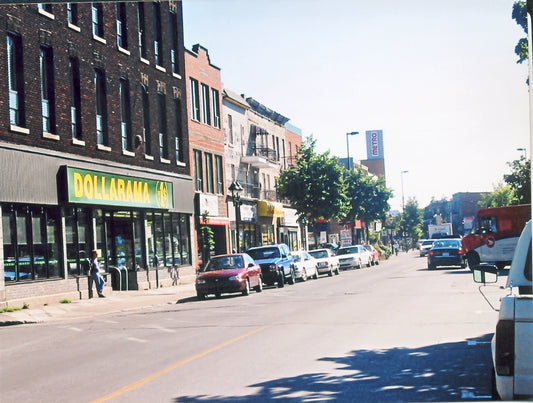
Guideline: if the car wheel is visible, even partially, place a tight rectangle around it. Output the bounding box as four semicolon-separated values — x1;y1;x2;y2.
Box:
428;263;435;270
288;268;295;285
197;293;206;301
313;266;319;279
335;266;340;275
215;292;222;298
301;269;308;282
375;259;380;265
254;276;263;292
242;279;250;296
328;267;333;276
366;258;371;267
277;271;285;288
357;259;362;269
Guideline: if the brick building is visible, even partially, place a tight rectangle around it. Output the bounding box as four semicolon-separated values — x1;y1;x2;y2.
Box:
0;2;194;308
184;44;228;264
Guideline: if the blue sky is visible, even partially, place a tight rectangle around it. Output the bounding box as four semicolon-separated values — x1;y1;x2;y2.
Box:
183;0;530;210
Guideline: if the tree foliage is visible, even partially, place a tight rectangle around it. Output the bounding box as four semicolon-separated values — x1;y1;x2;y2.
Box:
400;198;423;243
277;137;349;225
479;183;518;208
345;167;392;224
504;156;531;204
512;1;528;64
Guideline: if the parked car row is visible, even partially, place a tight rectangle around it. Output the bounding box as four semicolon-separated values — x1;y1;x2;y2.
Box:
195;243;381;300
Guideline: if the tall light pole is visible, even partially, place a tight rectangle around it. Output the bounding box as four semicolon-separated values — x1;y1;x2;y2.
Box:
346;131;359;170
229;181;243;252
401;170;408;212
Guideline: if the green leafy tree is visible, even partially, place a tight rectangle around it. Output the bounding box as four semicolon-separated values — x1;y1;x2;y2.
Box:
199;211;215;265
479;182;518;208
344;167;392;240
400;198;423;246
504;156;531;204
277;136;349;225
512;1;528;64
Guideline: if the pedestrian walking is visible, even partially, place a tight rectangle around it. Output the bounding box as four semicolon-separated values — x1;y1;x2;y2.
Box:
90;250;105;298
393;242;399;256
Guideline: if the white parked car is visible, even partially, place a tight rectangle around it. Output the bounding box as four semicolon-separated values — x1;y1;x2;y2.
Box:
337;245;371;269
473;220;533;400
308;248;340;276
291;250;318;281
419;239;435;257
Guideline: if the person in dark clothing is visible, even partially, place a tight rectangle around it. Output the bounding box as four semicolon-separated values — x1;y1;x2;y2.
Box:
90;250;105;298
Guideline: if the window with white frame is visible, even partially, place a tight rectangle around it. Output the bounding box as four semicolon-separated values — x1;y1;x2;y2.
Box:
137;3;147;59
67;3;78;26
70;57;82;140
94;68;108;145
190;78;200;121
7;33;25;128
157;93;168;159
205;153;214;193
211;88;220;128
201;84;211;125
120;77;132;151
116;3;128;50
153;2;163;66
215;155;224;195
91;3;104;38
169;8;179;75
40;46;56;134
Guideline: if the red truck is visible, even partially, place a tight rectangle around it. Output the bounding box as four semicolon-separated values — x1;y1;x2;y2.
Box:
462;204;531;269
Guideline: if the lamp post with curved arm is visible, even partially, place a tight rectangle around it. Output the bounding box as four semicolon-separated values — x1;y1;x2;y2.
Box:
229;181;243;252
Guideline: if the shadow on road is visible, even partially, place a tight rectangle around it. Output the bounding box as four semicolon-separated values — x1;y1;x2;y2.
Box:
174;333;494;402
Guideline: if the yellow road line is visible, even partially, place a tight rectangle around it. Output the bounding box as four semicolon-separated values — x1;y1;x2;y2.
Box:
91;327;265;403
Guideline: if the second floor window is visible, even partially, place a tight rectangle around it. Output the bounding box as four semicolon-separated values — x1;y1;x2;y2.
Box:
190;78;200;121
92;3;104;38
157;93;168;159
174;98;184;162
215;155;224;195
94;68;108;145
6;33;25;128
40;46;56;134
194;150;203;192
142;86;151;155
120;78;132;151
227;114;233;143
205;153;214;193
69;57;82;140
116;3;128;50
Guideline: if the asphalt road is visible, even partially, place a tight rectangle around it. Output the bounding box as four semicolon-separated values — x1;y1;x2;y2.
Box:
0;251;502;402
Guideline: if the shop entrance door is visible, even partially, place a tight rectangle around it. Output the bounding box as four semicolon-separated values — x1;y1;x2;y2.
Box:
104;211;134;271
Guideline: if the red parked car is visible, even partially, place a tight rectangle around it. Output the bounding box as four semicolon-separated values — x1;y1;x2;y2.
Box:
363;244;380;266
196;253;263;300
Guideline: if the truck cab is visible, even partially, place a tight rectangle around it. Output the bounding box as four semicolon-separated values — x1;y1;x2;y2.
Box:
462;204;530;268
473;219;533;400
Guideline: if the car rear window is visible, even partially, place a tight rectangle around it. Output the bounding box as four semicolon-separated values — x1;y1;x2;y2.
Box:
247;247;279;260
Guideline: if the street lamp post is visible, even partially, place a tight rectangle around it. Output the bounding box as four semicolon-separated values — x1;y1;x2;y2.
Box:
346;131;359;170
401;170;408;212
229;181;243;252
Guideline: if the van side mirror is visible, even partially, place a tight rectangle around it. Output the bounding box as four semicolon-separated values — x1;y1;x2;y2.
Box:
472;264;498;284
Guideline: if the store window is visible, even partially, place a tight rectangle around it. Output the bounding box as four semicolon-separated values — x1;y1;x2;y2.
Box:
66;207;92;276
146;212;191;268
3;204;62;282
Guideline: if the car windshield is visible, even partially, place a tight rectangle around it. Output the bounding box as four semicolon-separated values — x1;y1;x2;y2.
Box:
364;246;371;251
433;240;460;248
247;247;279;260
422;241;433;246
202;255;244;272
292;254;302;262
309;250;327;258
338;247;357;255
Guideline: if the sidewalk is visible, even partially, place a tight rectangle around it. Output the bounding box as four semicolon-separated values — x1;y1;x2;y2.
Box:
0;283;198;327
